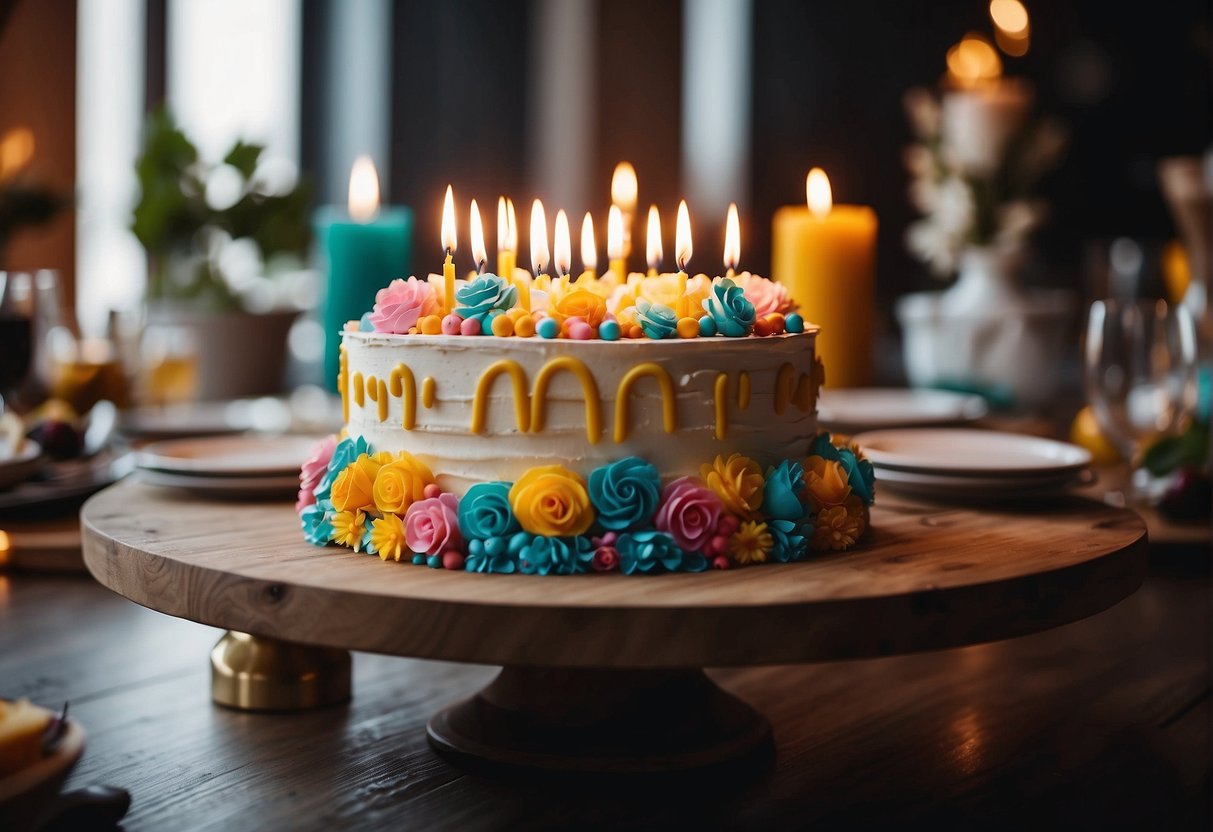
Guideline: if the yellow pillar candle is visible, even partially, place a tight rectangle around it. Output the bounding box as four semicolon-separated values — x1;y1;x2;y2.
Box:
772;168;877;387
440;184;457;314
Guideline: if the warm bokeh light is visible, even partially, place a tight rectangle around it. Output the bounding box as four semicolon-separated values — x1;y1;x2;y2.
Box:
506;198;518;251
947;34;1003;86
348;155;380;222
611;161;638;211
646;205;663;270
607;204;624;261
807;168;833;218
675;200;693;271
530;199;549;274
723;203;740;271
0;127;35;182
497;196;510;253
990;0;1028;35
440;184;457;253
554;209;572;276
0;530;9;568
580;212;597;271
469;198;487;270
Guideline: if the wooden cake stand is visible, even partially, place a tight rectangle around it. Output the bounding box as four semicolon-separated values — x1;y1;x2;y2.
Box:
81;482;1147;776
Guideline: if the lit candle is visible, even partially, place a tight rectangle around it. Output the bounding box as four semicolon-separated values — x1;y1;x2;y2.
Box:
554;209;572;286
645;205;663;277
607;205;626;283
772;168;877;387
579;212;597;283
496;196;515;279
723;202;740;279
316;155;412;385
440;184;457;314
611;161;638;259
469;198;487;275
942;34;1032;177
674;199;692;317
530;199;549;278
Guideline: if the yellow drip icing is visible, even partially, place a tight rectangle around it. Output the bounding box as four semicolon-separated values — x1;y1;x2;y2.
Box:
338;343;349;423
793;374;813;411
472;360;531;433
774;362;813;415
738;371;751;409
773;364;793;415
422;377;437;408
531;356;602;444
352;372;365;407
613;362;677;443
714;372;729;440
388;364;417;429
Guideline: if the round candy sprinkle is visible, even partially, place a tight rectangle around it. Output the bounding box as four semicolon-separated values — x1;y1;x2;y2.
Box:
568;321;594;340
423;483;442;499
698;315;717;337
711;555;731;570
598;320;620;341
753;318;774;337
441;313;463;335
717;514;739;535
420;315;443;335
490;313;515;337
506;307;528;321
442;550;466;570
426;554;442;569
627;324;644;339
515;315;536;337
676;317;700;339
785;313;805;334
459;316;482;336
537;317;561;339
411;554;426;566
766;313;786;335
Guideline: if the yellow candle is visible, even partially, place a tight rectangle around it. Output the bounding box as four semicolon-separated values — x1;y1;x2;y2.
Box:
611;161;638;259
440;185;457;314
497;250;515;281
607;205;626;283
515;272;531;312
772;168;877;387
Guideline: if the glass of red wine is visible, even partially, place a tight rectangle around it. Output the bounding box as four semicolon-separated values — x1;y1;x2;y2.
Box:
0;271;35;414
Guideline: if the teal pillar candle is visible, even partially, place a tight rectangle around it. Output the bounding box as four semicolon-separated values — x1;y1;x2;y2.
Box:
314;206;413;388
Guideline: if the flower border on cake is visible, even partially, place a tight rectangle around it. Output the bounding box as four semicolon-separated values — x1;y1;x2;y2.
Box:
297;432;875;575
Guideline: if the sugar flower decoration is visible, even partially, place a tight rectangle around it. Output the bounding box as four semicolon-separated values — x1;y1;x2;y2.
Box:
370;276;439;334
330;454;383;512
803;455;852;512
330;509;369;552
702;277;756;337
811;498;866;552
371;513;409;562
517;535;594;576
654;476;725;552
508;464;594;537
734;272;796;318
455;274;517;321
458;481;521;540
701;453;764;519
588;456;661;531
808;433;876;505
553;289;608;327
300;501;334;546
316;435;372;503
767;518;809;563
634;298;677;340
728;520;773;566
761;460;805;521
616;530;688;575
466;535;519;574
404;492;462;557
297;434;337;514
372;452;436;515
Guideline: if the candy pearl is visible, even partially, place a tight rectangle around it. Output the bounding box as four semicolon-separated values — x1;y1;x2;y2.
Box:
717;514;739;535
423;483;442;499
515;315;536;337
766;312;786;335
420;315;443;335
698;315;717;337
442;550;466;570
627;324;644;339
490;313;515;337
753;318;774;337
460;316;482;336
676;317;700;339
785;313;805;334
426;554;442;569
711;555;731;570
568;321;594;340
506;307;528;321
411;554;426;566
709;534;730;556
598;320;620;341
441;313;463;335
537;317;561;339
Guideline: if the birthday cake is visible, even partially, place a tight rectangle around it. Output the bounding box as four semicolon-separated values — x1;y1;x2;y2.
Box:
297;267;874;575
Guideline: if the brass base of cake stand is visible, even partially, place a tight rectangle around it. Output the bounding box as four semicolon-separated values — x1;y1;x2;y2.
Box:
210;631;352;711
427;667;773;777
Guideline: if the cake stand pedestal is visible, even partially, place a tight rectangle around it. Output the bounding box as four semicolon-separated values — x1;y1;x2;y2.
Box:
81;483;1147;776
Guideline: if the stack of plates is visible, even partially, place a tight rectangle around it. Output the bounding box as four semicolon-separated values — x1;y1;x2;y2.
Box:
850;428;1093;501
817;388;987;433
136;435;320;499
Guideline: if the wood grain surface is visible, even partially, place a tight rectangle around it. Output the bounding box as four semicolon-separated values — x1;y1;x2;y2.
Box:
81;482;1148;667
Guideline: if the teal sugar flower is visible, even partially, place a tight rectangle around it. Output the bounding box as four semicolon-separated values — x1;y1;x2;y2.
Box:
455;273;517;320
457;482;520;540
466;535;519;574
762;460;806;522
767;518;809;562
301;501;335;546
702;277;756;337
810;433;875;505
517;535;595;576
588;457;661;531
616;530;686;574
635;298;677;340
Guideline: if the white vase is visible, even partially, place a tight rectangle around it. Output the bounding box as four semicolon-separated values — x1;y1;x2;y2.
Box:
939;246;1026;315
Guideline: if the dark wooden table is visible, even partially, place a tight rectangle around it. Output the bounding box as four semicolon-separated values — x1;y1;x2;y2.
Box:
2;544;1208;830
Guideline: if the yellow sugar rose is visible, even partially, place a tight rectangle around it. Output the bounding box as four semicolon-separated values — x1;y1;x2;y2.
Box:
700;453;764;519
372;452;436;515
509;464;594;537
330;457;377;512
554;289;608;327
803;455;852;512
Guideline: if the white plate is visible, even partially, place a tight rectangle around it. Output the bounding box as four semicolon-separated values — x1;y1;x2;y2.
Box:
118;401;248;439
137;434;321;477
875;465;1092;500
852;428;1093;477
137;469;299;498
818;388;987;431
0;442;42;491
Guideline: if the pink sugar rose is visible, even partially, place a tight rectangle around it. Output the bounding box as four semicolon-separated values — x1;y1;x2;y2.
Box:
404;492;462;556
654;476;726;553
370;276;438;334
735;272;795;318
296;434;337;514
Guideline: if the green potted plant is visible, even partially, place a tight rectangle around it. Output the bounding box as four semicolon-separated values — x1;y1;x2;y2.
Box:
132;109;313;400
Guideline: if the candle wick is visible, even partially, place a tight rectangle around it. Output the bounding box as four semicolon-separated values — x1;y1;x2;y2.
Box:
477;259;486;275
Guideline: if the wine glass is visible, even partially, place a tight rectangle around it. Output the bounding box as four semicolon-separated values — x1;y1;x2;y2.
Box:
0;271;34;414
1084;298;1198;501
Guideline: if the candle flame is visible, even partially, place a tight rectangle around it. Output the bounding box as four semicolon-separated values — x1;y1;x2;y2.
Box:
470;198;487;270
646;205;663;270
611;161;638;211
723;203;740;271
675;200;692;271
440;184;456;253
580;212;597;271
506;198;518;250
607;205;624;260
554;209;572;276
348;155;380;222
497;196;510;253
530;199;549;274
947;34;1002;87
807;168;832;218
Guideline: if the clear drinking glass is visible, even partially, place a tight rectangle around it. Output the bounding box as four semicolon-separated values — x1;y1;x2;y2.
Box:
1084;298;1198;500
